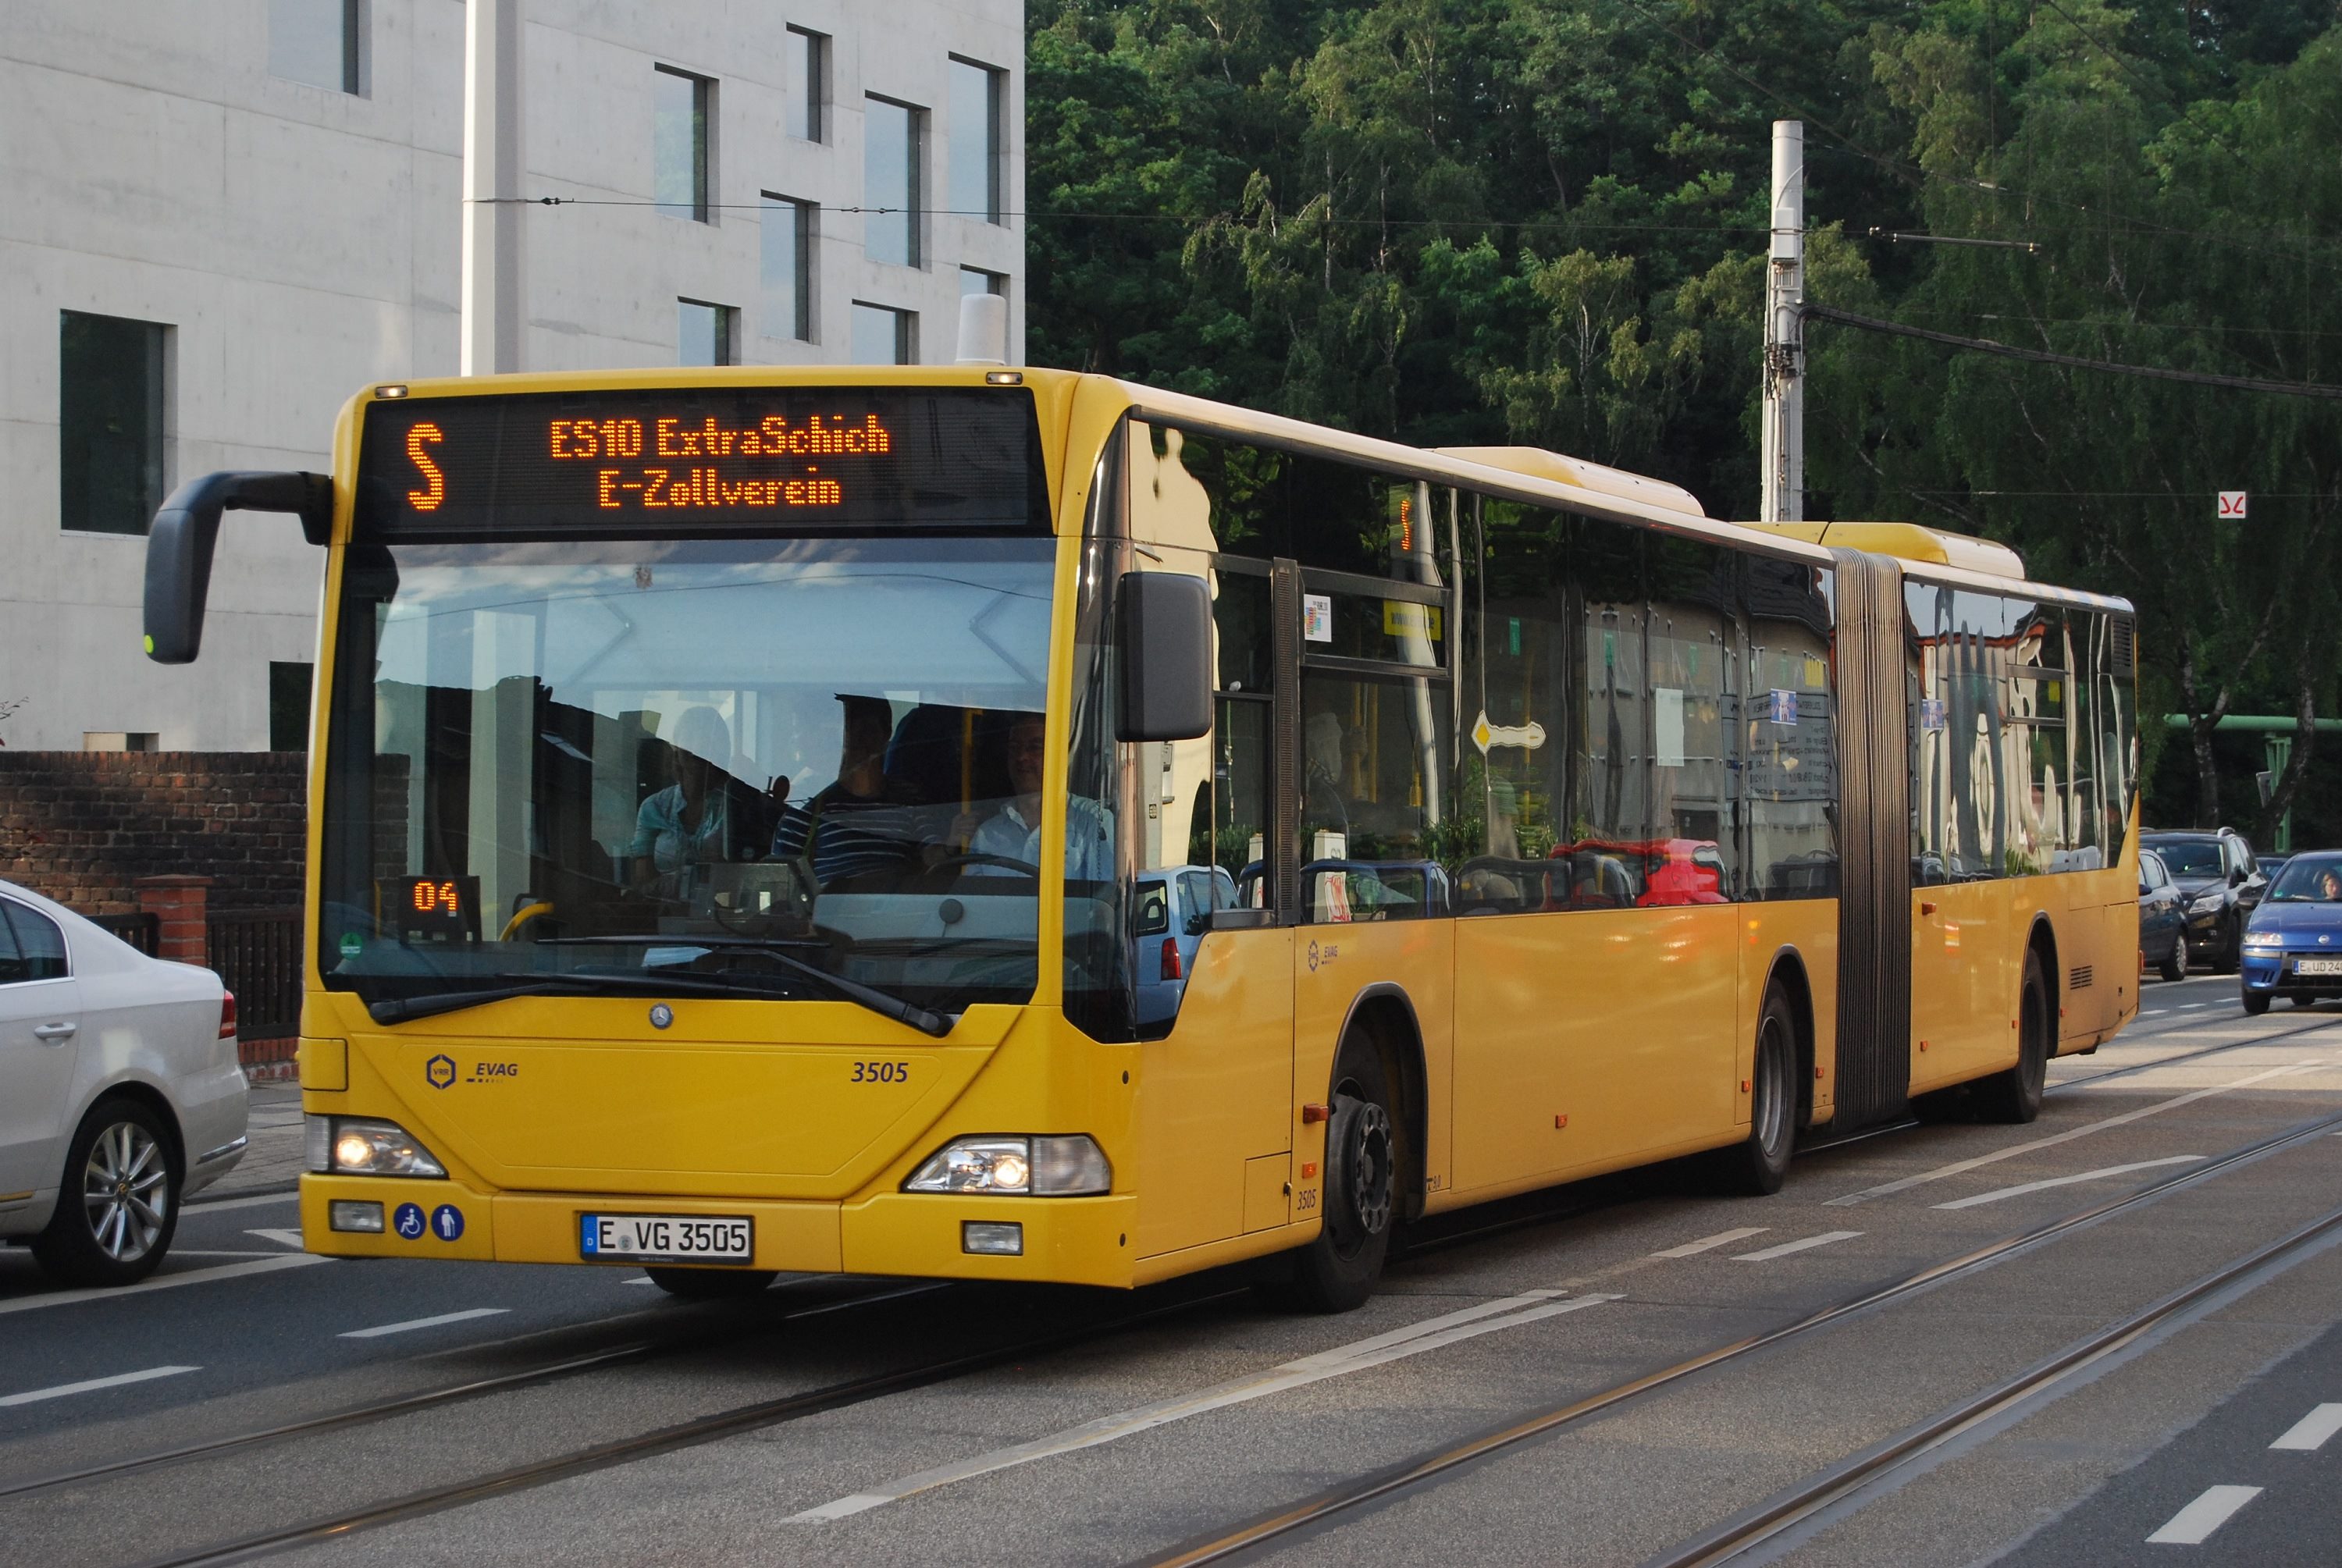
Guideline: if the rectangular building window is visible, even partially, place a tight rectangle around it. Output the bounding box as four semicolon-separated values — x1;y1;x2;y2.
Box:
960;266;1006;297
653;65;712;222
59;310;168;537
785;26;827;142
863;96;922;266
948;58;1003;223
761;194;816;342
270;661;315;752
678;299;738;366
269;0;364;94
850;302;914;365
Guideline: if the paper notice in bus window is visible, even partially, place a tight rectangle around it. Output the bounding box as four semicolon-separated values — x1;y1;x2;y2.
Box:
1654;687;1685;767
1768;688;1799;727
1302;593;1333;642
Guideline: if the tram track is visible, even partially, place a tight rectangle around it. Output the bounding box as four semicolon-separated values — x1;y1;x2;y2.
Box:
1135;1101;2342;1567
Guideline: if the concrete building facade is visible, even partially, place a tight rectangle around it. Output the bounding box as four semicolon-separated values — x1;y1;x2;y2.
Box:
1;0;1024;752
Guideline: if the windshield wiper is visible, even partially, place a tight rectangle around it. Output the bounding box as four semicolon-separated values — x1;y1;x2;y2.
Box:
367;968;838;1026
537;937;956;1038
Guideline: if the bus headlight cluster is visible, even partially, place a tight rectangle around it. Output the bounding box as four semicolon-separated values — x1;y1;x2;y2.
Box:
904;1136;1112;1196
305;1115;447;1178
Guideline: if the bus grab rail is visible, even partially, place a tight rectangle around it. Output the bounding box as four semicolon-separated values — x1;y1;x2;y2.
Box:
143;470;333;665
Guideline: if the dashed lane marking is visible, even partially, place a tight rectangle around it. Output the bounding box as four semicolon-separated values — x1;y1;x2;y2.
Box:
0;1366;200;1408
339;1307;510;1340
2145;1484;2262;1545
1931;1155;2209;1211
1828;1061;2330;1206
246;1228;304;1250
0;1254;326;1317
1651;1227;1771;1258
2146;1008;2171;1015
1732;1231;1863;1261
2270;1403;2342;1452
789;1289;1622;1521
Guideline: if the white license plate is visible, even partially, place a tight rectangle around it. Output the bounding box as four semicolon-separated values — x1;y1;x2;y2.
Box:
579;1213;753;1263
2294;958;2342;976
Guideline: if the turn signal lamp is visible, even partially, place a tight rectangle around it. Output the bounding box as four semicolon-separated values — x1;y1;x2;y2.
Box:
905;1135;1112;1196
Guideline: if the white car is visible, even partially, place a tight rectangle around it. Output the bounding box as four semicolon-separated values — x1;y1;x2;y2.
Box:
0;880;249;1286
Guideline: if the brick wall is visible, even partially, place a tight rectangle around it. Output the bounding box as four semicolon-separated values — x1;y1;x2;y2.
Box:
0;752;307;914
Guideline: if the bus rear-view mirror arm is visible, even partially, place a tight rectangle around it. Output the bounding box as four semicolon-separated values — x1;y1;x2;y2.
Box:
1116;571;1212;743
143;471;334;664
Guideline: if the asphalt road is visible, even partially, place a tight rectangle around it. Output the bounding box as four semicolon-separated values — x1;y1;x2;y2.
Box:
4;969;2340;1566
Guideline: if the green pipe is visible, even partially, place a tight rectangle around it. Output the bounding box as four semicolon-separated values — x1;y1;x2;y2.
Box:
2162;714;2342;732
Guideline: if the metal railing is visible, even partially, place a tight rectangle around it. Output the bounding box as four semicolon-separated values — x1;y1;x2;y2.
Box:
88;911;160;956
207;912;304;1040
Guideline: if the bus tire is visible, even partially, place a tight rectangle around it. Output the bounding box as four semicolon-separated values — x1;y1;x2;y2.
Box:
1720;986;1797;1196
1977;950;2050;1124
1269;1036;1397;1314
644;1267;778;1299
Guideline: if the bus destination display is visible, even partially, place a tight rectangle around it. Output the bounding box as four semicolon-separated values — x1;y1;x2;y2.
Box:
354;386;1045;537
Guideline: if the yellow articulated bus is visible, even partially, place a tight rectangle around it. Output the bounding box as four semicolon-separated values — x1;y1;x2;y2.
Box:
143;363;2139;1309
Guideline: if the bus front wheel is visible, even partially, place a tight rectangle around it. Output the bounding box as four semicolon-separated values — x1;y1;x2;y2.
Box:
1269;1037;1397;1314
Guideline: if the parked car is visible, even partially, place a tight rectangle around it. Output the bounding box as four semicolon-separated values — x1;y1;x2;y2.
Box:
1134;865;1238;1029
2139;828;2265;974
2257;852;2292;887
2240;852;2342;1015
2137;848;2186;981
0;881;247;1286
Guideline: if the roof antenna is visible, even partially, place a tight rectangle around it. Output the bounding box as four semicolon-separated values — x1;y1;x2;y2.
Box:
955;293;1009;366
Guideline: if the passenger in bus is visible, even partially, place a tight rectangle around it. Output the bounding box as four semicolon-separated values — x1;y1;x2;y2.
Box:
627;706;767;890
1303;713;1351;841
769;695;927;886
954;713;1113;881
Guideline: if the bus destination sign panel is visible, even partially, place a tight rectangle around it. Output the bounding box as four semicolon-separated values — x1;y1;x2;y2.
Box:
354;386;1045;538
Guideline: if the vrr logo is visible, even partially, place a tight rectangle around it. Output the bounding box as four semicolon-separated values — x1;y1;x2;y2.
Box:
425;1054;457;1090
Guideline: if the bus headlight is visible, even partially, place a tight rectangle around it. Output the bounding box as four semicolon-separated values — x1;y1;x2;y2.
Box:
904;1136;1112;1196
308;1116;447;1178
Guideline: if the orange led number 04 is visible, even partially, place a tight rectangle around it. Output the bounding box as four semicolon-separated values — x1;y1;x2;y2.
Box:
406;422;446;511
411;880;460;914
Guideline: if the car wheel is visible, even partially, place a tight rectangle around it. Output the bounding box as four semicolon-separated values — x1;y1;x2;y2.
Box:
2242;988;2271;1016
1977;950;2051;1125
2289;994;2315;1008
2213;916;2241;975
30;1099;180;1288
2157;934;2185;983
644;1267;778;1298
1718;985;1798;1196
1268;1035;1397;1314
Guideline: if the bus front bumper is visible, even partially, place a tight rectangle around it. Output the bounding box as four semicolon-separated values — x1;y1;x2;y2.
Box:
297;1175;1139;1288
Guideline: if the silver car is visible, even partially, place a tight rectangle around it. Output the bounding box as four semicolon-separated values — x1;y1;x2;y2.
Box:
0;880;249;1285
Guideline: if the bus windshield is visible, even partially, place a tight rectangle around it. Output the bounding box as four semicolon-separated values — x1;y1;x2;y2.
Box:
318;533;1058;1016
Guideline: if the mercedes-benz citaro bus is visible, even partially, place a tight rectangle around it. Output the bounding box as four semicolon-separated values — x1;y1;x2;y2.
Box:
143;334;2141;1310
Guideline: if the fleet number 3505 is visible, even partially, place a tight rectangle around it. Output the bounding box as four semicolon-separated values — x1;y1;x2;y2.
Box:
851;1061;911;1083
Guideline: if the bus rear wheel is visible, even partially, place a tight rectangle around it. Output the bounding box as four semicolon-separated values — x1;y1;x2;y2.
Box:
1720;986;1798;1196
1977;950;2051;1124
644;1267;778;1299
1269;1037;1397;1314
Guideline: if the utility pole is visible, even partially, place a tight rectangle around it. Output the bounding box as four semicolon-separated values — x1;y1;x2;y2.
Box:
461;0;523;375
1760;119;1804;524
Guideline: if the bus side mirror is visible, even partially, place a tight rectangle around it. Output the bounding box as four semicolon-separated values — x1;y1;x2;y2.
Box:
143;471;334;663
1116;571;1211;742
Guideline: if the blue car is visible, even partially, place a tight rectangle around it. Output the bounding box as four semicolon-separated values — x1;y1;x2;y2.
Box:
1134;865;1237;1030
2239;851;2342;1015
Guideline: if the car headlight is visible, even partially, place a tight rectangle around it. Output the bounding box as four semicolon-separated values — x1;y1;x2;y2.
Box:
306;1115;447;1178
903;1135;1112;1196
2189;891;2226;915
2242;930;2284;948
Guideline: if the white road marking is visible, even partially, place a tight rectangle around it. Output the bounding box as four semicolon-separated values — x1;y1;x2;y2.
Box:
164;1249;284;1259
339;1307;510;1339
1732;1231;1863;1261
2145;1484;2262;1545
1651;1227;1771;1258
246;1228;304;1250
2178;1003;2207;1010
790;1289;1622;1521
2145;1008;2170;1015
1828;1061;2328;1206
180;1190;300;1214
0;1253;327;1317
0;1365;200;1407
621;1276;657;1286
1931;1156;2209;1211
2269;1402;2342;1452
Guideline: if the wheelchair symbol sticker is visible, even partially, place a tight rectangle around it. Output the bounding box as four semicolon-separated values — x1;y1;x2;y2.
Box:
431;1204;464;1242
393;1202;426;1240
